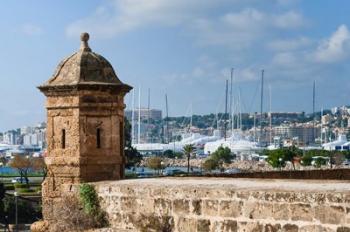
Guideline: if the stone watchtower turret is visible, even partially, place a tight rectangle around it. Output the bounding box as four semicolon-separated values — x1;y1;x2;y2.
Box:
38;33;132;221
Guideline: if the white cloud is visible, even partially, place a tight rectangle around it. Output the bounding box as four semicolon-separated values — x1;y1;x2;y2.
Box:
236;67;260;82
223;8;265;30
66;0;231;38
313;24;350;63
190;9;306;50
267;37;312;51
21;23;43;36
271;52;298;67
273;11;305;29
66;1;306;44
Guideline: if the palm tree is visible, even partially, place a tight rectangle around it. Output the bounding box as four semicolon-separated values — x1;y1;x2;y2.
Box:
183;144;196;174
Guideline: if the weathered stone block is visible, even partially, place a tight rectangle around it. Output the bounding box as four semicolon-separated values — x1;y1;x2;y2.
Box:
299;225;334;232
154;198;171;215
173;199;190;215
315;205;346;224
177;217;196;232
203;200;219;216
219;200;241;218
273;203;289;220
282;224;298;232
213;220;237;232
120;197;137;212
327;193;345;203
197;219;211;232
290;203;313;221
337;227;350;232
265;223;281;232
236;191;250;200
243;201;273;219
238;221;263;232
191;199;202;215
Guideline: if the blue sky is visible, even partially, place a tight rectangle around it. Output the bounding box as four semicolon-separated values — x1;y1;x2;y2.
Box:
1;0;350;131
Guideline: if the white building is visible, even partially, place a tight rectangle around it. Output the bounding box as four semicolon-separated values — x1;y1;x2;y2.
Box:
23;129;46;147
21;126;33;135
2;131;18;145
125;108;162;121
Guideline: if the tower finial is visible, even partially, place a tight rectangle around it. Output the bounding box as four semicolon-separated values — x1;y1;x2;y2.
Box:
80;32;91;52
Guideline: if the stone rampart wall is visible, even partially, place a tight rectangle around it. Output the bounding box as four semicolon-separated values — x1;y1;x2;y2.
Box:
205;168;350;180
93;178;350;232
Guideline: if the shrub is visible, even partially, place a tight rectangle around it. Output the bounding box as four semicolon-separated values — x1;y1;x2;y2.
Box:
79;184;99;215
14;183;27;189
162;149;176;158
211;146;235;164
17;188;35;194
4;184;15;191
50;195;95;232
146;157;163;173
51;185;108;232
202;159;218;172
125;172;138;179
34;186;42;193
301;153;313;166
79;184;108;228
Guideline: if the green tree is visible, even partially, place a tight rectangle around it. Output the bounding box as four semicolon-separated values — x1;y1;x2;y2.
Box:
301;149;331;168
183;144;196;174
9;155;31;185
283;146;301;170
174;152;184;159
266;149;286;169
32;157;47;180
146;157;163;175
162;150;175;158
301;153;313;166
343;151;350;160
209;146;235;172
266;147;301;170
125;146;142;169
211;146;235;164
124;117;143;169
314;157;327;168
202;159;218;172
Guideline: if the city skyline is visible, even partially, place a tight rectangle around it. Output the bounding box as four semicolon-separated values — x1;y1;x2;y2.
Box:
1;1;350;131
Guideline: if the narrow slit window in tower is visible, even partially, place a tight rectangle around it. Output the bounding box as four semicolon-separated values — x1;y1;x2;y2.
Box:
61;129;66;149
97;128;101;148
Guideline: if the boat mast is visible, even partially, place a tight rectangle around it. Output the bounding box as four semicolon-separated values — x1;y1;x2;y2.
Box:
238;88;242;130
312;80;316;144
230;68;234;133
131;89;135;144
269;85;272;145
254;112;257;142
224;80;228;141
320;107;323;144
190;102;193;131
147;88;151;143
165;94;169;143
138;86;141;144
260;70;264;142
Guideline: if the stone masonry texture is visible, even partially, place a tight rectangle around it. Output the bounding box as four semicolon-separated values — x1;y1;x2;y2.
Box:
91;177;350;232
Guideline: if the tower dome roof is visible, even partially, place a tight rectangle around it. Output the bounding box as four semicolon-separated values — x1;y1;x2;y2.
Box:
39;32;131;92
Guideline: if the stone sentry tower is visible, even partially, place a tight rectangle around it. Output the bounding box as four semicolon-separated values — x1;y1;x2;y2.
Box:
38;33;132;221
